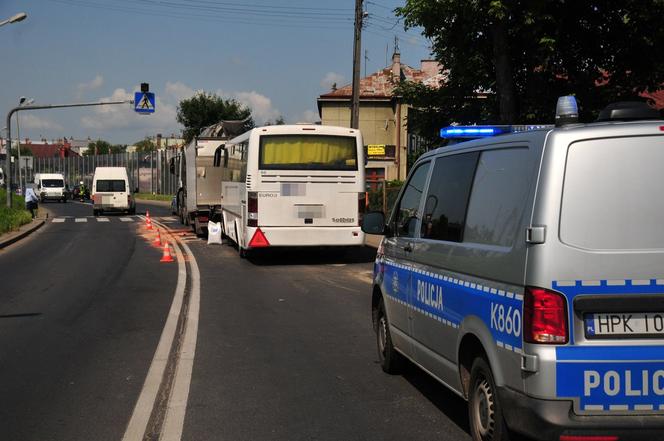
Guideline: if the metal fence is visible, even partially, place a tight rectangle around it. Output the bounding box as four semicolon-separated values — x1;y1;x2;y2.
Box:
1;149;179;195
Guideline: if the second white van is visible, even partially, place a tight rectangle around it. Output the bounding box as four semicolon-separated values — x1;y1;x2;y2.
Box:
92;167;135;215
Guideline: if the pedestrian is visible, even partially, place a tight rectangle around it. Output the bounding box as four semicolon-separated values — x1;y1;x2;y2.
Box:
24;185;39;219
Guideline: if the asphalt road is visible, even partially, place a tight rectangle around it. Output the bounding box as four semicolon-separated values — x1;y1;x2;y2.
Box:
0;199;475;441
0;200;177;441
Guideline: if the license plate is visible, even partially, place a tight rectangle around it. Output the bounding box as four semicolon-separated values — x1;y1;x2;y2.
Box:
585;313;664;338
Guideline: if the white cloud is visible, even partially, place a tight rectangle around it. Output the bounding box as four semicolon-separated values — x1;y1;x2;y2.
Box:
19;114;63;131
76;74;104;97
234;91;280;124
296;109;320;124
320;72;345;90
165;81;196;102
80;87;178;134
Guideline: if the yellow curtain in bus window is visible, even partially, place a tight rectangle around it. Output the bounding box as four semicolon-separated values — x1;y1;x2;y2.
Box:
261;135;357;168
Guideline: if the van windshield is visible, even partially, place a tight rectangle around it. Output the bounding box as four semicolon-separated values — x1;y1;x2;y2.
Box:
42;179;64;188
560;136;664;250
259;135;358;170
96;179;126;192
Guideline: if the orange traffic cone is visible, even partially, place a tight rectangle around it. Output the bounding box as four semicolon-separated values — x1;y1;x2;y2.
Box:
146;210;150;219
146;216;153;230
153;229;162;247
160;242;174;262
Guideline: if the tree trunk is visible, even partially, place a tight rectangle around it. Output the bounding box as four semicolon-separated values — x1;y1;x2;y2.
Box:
492;20;517;123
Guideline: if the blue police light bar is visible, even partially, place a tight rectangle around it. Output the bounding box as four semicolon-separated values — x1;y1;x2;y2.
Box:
440;125;512;139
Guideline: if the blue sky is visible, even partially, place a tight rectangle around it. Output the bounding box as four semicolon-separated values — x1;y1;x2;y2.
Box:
1;0;431;145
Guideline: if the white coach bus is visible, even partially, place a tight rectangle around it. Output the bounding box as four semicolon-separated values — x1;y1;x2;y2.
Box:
215;124;366;257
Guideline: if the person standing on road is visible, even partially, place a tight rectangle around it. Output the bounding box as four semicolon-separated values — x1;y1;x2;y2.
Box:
24;186;39;219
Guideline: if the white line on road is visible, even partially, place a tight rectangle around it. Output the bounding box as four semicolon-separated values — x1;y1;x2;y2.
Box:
160;238;200;441
122;217;200;441
75;218;87;223
97;217;110;222
52;218;66;223
119;217;134;222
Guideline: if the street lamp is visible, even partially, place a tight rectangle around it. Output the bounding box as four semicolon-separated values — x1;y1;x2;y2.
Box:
16;97;34;190
0;12;27;27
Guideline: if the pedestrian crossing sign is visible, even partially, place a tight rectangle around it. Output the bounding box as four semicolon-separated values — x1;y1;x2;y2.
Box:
134;92;156;114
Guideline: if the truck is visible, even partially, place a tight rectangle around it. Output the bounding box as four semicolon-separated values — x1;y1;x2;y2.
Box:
172;120;250;235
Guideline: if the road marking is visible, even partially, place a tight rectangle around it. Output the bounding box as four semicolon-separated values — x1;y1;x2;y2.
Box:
96;217;110;222
122;217;201;441
75;218;87;223
122;234;187;441
120;217;134;222
161;239;200;441
52;218;66;223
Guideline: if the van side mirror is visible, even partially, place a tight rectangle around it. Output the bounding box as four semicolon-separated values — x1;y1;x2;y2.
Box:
362;211;389;235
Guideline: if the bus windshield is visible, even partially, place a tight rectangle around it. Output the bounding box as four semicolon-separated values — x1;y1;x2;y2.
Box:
259;135;358;171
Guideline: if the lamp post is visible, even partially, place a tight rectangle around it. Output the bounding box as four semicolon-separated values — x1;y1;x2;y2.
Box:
16;97;34;190
0;12;27;27
5;99;134;208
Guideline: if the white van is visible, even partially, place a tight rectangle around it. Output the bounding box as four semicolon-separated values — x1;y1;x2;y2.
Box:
92;167;135;215
34;173;67;203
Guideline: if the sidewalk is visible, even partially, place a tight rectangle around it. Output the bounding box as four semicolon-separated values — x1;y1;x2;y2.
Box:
135;198;171;207
0;217;46;250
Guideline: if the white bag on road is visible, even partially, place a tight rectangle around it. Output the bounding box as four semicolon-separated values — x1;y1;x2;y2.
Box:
207;221;222;245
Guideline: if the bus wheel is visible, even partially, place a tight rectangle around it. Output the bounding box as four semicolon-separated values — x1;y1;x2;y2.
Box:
468;357;510;441
376;298;404;374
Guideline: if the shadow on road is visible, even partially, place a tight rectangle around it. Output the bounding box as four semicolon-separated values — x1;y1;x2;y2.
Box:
247;245;377;266
400;361;471;436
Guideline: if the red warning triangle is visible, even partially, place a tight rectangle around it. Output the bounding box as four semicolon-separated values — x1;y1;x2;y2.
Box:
248;228;270;248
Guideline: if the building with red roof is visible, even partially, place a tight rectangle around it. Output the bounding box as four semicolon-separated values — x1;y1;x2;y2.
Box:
318;50;444;182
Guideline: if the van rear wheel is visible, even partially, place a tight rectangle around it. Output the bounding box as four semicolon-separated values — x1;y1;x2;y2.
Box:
376;298;404;374
468;357;510;441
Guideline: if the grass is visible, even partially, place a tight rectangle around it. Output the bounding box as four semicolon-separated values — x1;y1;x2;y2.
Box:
134;193;174;202
0;189;33;235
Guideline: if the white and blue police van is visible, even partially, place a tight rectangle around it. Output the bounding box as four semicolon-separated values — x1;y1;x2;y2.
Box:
362;97;664;441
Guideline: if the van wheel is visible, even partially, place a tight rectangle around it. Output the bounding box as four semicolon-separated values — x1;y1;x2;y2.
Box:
376;298;404;374
468;357;510;441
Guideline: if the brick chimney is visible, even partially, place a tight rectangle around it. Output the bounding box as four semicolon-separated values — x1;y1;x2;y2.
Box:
391;50;401;80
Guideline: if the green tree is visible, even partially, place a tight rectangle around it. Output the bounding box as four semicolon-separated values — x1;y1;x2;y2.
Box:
133;138;154;153
396;0;664;139
84;139;113;155
176;92;253;143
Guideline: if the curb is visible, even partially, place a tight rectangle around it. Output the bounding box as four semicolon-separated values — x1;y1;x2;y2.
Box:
136;198;171;207
0;218;46;250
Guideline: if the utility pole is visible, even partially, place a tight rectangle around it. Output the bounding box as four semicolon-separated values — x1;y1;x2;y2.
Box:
350;0;363;129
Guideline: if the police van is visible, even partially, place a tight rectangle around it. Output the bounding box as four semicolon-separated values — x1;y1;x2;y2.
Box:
362;97;664;441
